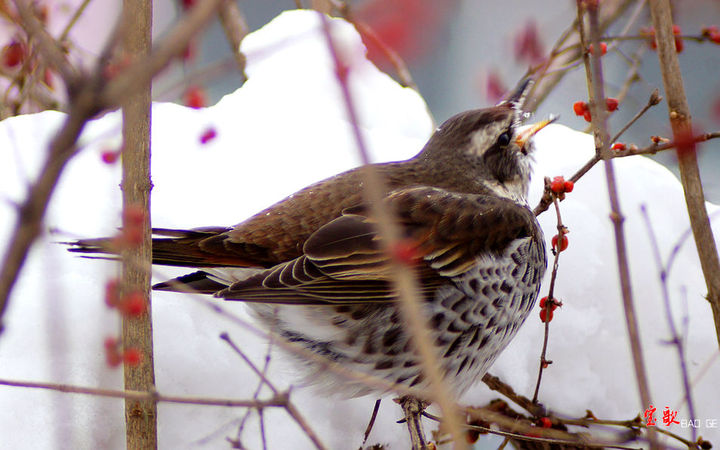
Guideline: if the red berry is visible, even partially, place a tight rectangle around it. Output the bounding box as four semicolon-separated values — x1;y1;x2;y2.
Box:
2;40;26;68
552;234;568;252
184;85;206;109
391;240;420;266
180;0;195;10
123;348;143;366
539;417;552;428
514;20;545;64
672;24;681;35
485;70;507;103
540;309;554;323
101;150;119;164
123;206;145;226
119;291;147;317
181;41;196;62
550;176;566;194
572;101;587;116
674;37;684;53
104;336;118;349
701;26;719;37
583;110;592;122
199;127;217;144
105;279;120;308
588;42;607;55
611;142;626;151
43;68;54;88
605;98;619;112
564;180;574;192
539;296;560;311
104;337;122;367
711;32;720;44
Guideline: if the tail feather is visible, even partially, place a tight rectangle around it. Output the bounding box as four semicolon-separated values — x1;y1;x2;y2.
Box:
67;227;258;268
152;271;228;294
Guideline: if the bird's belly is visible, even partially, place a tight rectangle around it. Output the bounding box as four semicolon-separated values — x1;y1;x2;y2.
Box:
249;238;546;397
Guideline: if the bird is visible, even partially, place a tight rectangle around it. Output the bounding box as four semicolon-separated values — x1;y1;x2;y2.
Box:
70;79;550;398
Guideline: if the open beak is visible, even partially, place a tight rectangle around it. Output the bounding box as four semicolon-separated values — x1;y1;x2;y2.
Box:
515;115;558;151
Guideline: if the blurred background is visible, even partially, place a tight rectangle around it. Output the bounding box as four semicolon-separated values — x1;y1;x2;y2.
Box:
2;0;719;199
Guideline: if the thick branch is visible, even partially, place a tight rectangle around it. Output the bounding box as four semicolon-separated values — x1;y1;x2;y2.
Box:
649;0;720;350
120;0;156;448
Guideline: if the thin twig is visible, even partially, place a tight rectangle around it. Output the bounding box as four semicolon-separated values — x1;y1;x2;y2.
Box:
610;89;662;144
427;409;642;449
0;377;287;408
481;373;544;417
317;12;466;449
582;3;657;448
220;333;278;393
0;0;226;335
639;205;697;441
12;0;78;83
217;0;249;79
58;0;93;43
532;190;566;403
220;332;326;450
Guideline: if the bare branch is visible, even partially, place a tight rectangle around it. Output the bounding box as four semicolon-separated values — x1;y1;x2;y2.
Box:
649;0;720;350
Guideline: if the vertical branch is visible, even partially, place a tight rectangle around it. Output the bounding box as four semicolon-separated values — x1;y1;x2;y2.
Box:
648;0;720;349
579;1;657;446
317;14;467;450
120;0;156;448
217;0;249;79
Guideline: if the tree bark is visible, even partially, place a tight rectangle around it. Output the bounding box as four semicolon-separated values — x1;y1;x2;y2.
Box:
121;0;156;448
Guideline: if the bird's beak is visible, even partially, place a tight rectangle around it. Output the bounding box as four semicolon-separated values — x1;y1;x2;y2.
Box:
515;115;557;150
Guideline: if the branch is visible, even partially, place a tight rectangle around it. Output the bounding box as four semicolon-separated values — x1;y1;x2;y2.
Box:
649;0;720;350
0;0;226;335
318;13;466;449
580;2;657;447
120;0;156;447
217;0;249;79
0;377;287;408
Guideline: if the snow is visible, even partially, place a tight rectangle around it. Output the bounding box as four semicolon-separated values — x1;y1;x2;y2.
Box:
1;9;718;449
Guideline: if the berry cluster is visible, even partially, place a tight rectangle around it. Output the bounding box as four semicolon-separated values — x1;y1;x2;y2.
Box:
550;176;574;195
105;279;148;317
587;42;607;55
104;337;143;367
572;98;619;123
538;296;562;323
641;25;684;52
702;26;720;44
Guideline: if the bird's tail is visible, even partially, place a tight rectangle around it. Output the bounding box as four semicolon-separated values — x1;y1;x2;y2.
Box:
66;227;238;268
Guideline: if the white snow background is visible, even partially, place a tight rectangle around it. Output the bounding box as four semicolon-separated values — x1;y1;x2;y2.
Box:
1;10;719;449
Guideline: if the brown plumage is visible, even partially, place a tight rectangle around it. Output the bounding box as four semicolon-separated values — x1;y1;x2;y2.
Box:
69;79;550;396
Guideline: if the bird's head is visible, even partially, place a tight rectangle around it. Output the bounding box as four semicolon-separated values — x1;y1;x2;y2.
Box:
418;79;555;204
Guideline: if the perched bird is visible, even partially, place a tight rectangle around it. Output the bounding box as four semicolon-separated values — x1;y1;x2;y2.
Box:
71;80;550;397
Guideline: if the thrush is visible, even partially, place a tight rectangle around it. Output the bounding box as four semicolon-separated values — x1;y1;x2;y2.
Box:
71;80;549;397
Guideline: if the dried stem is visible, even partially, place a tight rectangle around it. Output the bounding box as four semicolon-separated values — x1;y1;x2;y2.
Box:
317;13;466;449
639;205;697;441
0;377;287;408
0;0;225;336
120;1;156;448
481;373;544;417
649;0;720;350
217;0;249;80
532;189;566;403
579;2;658;447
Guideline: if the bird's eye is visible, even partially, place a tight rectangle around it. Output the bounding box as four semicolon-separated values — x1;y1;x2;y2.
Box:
497;132;511;147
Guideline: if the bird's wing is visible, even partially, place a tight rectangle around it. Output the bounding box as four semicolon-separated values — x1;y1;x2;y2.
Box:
217;186;540;304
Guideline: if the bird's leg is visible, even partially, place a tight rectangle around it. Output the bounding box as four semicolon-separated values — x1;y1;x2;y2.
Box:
395;396;430;450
